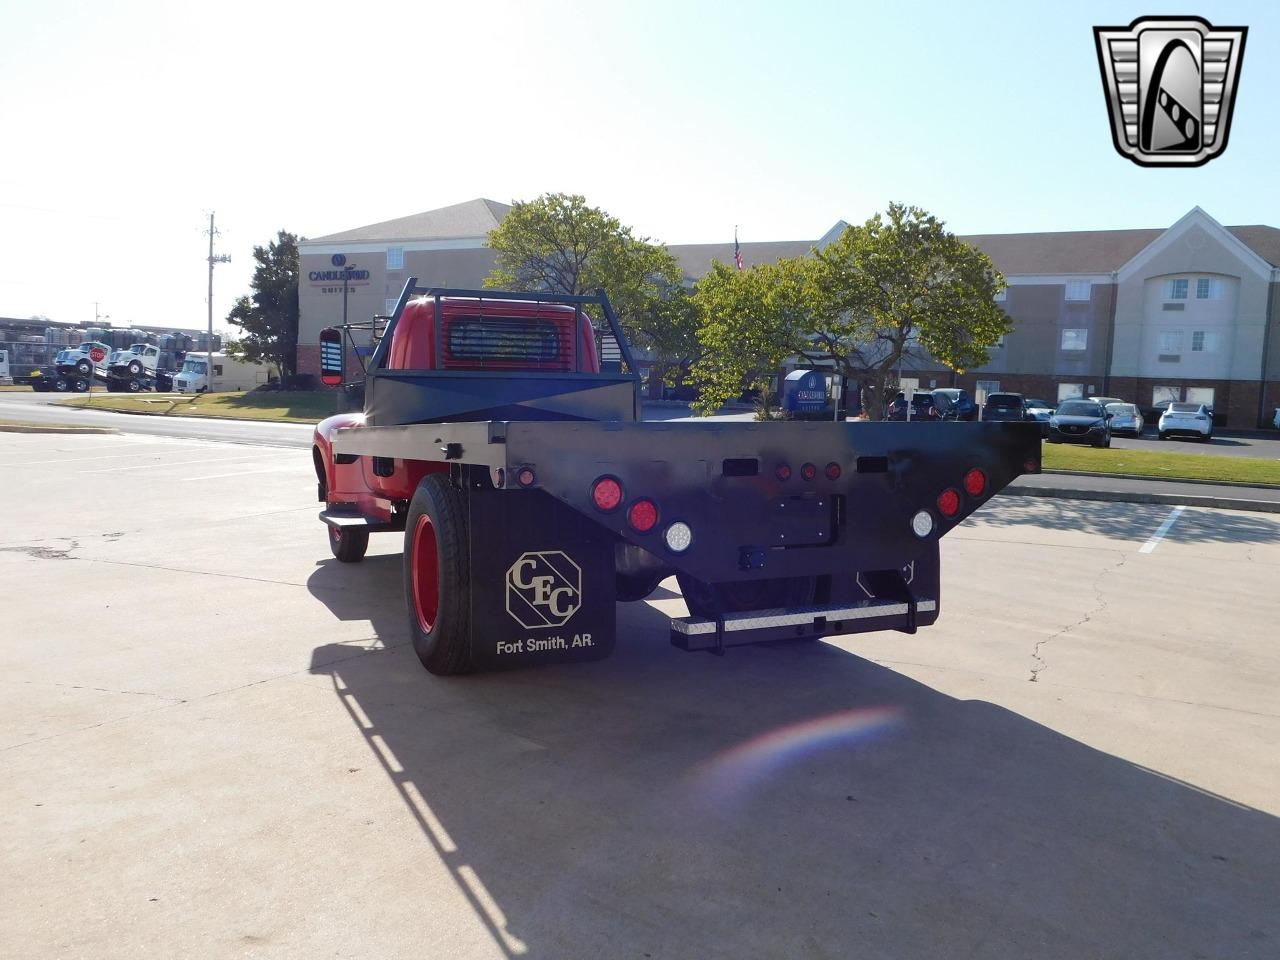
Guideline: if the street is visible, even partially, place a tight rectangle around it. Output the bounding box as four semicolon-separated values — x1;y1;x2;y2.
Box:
5;390;1280;459
1;431;1276;959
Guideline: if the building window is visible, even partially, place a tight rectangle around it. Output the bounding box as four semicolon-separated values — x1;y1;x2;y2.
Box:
1152;385;1179;406
975;380;1000;404
386;247;405;271
1186;387;1216;409
1164;278;1189;300
1196;277;1223;300
1061;328;1088;351
1064;280;1091;301
1191;331;1222;353
385;298;398;316
213;364;223;377
1057;382;1084;402
994;288;1007;303
1158;330;1184;354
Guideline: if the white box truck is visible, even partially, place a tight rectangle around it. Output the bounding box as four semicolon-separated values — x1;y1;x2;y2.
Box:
173;352;272;393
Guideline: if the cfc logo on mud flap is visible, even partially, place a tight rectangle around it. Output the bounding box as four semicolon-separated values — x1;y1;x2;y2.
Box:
505;551;582;629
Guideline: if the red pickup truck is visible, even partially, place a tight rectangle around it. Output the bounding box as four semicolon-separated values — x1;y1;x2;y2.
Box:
313;282;1039;676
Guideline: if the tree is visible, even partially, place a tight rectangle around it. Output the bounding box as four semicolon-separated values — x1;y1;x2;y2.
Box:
485;193;684;353
226;230;302;380
690;259;811;419
629;286;703;389
805;203;1008;420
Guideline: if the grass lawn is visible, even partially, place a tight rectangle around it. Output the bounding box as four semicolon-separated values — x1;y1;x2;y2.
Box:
1042;443;1280;485
58;391;340;423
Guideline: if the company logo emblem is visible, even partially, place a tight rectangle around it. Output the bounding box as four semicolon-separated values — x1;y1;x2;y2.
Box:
1094;16;1246;167
506;551;582;628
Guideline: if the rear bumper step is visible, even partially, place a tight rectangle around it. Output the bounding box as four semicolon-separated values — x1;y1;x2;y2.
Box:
670;598;937;652
318;509;403;533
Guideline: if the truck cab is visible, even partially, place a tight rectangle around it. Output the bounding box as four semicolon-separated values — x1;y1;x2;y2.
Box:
55;341;112;379
108;343;160;378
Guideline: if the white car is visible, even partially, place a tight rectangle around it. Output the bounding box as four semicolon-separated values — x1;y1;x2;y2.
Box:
1105;402;1144;437
1158;402;1213;442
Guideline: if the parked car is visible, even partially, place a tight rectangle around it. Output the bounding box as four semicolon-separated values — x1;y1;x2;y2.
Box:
1090;396;1125;409
981;392;1031;423
1048;399;1112;447
886;391;940;420
1158;402;1213;441
930;387;977;420
1104;402;1144;437
1022;397;1054;437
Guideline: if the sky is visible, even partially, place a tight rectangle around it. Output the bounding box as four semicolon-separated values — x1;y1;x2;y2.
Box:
0;0;1275;331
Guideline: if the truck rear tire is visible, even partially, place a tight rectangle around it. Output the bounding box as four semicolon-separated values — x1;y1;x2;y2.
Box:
72;377;89;393
404;474;472;675
676;573;817;618
616;571;664;602
328;525;368;563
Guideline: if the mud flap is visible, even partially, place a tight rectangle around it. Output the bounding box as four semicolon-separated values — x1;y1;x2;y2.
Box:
467;489;616;671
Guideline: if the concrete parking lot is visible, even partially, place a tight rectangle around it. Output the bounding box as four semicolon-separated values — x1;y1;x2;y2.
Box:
1;431;1277;959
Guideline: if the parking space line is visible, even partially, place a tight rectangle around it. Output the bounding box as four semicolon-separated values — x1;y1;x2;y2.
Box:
179;466;307;481
1139;506;1186;554
81;455;291;474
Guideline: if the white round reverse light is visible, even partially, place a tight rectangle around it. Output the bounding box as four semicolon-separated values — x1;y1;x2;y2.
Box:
664;521;693;553
911;510;934;538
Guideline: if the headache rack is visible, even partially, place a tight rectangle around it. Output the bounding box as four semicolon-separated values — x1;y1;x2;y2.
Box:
372;281;641;378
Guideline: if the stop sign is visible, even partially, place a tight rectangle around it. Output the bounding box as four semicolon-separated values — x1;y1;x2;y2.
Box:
89;347;106;363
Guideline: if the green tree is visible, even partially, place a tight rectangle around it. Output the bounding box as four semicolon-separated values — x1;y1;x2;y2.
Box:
630;286;703;390
485;193;684;356
226;230;302;380
690;259;810;419
805;203;1008;419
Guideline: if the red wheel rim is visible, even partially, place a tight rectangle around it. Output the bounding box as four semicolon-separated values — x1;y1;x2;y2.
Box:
411;514;440;633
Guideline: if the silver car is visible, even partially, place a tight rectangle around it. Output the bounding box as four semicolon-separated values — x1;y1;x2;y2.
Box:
1158;402;1213;442
1105;402;1143;437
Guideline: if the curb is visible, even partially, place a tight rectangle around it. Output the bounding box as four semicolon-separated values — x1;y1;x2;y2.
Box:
45;401;319;426
1000;485;1280;514
0;424;119;435
1043;469;1280;491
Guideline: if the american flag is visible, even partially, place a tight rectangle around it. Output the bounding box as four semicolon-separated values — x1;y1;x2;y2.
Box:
734;227;744;270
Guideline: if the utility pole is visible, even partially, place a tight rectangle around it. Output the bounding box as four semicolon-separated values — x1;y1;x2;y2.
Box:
206;213;231;393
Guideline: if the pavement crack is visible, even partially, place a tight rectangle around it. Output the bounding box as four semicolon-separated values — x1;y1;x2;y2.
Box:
1030;552;1126;682
0;539;79;560
20;679;186;703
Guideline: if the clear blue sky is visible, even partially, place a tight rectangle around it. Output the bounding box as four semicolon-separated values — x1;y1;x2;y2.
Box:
0;0;1274;329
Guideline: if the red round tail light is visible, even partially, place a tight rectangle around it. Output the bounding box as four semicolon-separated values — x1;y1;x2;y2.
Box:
963;468;987;498
801;463;817;481
591;476;623;512
775;463;792;481
825;461;841;480
937;488;961;517
628;499;658;532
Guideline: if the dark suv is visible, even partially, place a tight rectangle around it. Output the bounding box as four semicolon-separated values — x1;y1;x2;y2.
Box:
886;392;940;420
982;392;1030;422
930;388;978;421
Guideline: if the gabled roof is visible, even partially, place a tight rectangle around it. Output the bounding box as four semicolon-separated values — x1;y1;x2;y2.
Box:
1224;225;1280;267
667;241;815;280
309;198;512;244
958;228;1163;275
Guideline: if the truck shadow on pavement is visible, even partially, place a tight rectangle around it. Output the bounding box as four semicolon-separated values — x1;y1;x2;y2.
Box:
981;496;1280;545
305;568;1278;960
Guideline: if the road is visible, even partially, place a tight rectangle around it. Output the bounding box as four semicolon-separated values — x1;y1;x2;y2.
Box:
6;390;1280;457
1;431;1276;959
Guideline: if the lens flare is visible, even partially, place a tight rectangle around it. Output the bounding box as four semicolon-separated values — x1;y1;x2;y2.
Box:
688;706;904;806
